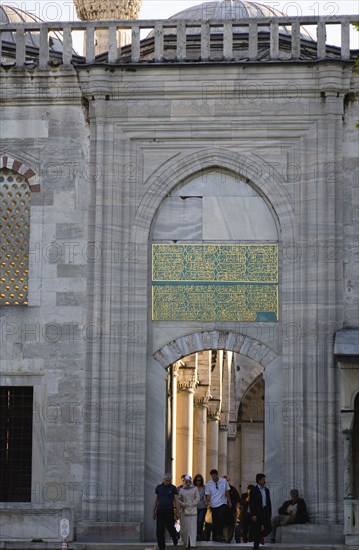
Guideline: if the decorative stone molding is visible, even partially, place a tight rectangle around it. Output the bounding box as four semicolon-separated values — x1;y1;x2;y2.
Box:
340;410;354;432
135;148;294;242
177;365;197;392
73;0;142;21
194;384;210;406
220;412;229;430
153;331;278;371
227;422;237;440
207;398;221;421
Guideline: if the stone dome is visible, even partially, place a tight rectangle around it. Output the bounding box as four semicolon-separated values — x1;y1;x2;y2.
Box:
170;0;285;20
0;5;64;52
169;0;314;40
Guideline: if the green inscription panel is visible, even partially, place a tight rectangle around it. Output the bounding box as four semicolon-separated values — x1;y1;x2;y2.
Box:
152;244;278;322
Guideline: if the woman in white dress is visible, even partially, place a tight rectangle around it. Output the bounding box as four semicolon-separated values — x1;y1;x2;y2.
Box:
178;475;200;549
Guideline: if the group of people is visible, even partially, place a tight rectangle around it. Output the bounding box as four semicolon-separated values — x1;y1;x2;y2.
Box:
153;471;309;549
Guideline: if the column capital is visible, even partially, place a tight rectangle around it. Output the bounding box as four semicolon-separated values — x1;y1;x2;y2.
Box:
207;398;221;421
194;384;210;406
177;364;197;392
340;410;354;432
227;422;237;440
220;411;229;429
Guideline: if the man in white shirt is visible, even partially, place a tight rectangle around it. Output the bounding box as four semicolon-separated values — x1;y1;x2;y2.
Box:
205;469;232;542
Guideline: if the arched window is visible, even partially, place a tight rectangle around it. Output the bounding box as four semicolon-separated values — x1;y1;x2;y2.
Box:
0;168;31;305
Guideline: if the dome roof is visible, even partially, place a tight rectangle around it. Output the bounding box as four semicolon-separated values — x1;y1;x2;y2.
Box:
169;0;314;40
0;5;64;52
170;0;285;20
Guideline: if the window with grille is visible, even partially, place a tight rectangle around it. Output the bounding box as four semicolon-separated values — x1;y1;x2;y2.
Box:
0;168;30;305
0;387;33;502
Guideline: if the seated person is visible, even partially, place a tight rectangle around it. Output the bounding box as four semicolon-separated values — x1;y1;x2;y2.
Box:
270;488;309;543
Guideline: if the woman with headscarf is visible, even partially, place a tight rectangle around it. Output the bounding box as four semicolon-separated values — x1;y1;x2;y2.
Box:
178;475;200;549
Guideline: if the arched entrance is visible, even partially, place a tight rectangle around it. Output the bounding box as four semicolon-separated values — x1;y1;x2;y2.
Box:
139;154;292;540
154;331;279;483
144;330;282;539
168;349;264;489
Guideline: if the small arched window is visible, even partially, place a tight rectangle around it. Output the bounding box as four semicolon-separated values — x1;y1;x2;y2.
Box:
0;168;30;305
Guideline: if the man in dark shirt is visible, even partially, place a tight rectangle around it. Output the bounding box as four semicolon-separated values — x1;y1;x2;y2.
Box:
223;475;240;543
270;489;309;543
153;473;180;550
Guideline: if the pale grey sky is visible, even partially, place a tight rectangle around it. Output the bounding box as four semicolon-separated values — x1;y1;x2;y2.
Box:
2;1;358;47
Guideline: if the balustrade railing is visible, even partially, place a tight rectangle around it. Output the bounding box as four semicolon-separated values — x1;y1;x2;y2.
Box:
0;16;357;67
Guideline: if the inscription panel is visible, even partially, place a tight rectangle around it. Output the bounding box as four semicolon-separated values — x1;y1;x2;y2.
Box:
152;244;278;322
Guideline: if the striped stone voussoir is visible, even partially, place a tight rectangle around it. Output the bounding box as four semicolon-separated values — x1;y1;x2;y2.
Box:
1;154;40;192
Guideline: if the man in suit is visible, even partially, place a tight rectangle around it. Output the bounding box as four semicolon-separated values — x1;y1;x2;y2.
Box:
249;473;272;549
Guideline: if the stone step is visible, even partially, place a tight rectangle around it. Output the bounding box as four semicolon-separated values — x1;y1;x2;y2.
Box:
0;544;347;550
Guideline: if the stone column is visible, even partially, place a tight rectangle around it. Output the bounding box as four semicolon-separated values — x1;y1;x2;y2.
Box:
207;398;221;474
193;385;209;477
73;0;142;54
172;364;179;482
176;362;197;479
226;423;238;483
218;422;228;475
219;351;230;475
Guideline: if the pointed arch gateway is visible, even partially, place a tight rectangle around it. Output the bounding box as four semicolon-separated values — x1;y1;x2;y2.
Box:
153;331;278;487
142;149;288;538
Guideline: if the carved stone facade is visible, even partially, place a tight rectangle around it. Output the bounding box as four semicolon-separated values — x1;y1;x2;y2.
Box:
0;1;358;546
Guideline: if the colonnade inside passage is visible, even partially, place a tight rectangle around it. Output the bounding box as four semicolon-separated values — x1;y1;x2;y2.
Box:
169;349;265;488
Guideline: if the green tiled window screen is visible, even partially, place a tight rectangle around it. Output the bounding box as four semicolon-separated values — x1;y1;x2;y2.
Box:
152;244;278;322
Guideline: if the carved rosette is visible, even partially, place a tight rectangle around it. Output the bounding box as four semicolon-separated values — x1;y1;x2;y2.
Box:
73;0;142;20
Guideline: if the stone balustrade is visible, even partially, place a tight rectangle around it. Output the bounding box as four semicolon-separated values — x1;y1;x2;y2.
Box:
0;15;357;67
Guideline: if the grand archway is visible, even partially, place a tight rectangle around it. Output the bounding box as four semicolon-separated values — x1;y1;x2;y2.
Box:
142;160;286;540
167;348;265;490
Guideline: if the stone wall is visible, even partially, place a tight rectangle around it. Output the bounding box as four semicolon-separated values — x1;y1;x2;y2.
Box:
0;67;88;540
0;57;358;542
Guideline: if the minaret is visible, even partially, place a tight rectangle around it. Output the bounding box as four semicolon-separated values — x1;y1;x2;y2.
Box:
73;0;142;21
73;0;142;54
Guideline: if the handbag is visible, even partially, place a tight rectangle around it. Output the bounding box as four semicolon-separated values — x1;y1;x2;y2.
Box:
205;508;212;524
184;506;197;515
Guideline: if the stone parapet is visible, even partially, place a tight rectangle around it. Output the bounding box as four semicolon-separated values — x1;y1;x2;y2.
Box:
1;15;357;67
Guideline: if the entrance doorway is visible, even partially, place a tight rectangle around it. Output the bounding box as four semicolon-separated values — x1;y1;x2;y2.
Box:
167;349;264;489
